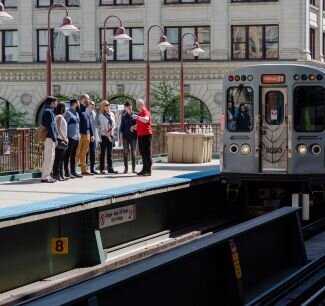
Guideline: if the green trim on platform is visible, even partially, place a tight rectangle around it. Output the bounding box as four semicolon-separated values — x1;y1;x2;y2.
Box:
0;171;41;182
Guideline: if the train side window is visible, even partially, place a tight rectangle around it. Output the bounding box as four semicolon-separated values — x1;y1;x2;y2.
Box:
265;91;284;125
227;86;254;132
294;86;325;132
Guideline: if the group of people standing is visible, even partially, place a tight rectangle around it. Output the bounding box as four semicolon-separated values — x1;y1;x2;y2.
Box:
40;94;153;183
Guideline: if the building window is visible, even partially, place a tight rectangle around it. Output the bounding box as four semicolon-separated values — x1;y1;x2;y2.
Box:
310;28;315;59
36;0;80;8
100;28;144;61
310;0;316;6
99;0;144;5
37;29;80;62
2;30;18;62
231;25;279;60
1;0;17;8
164;0;210;3
165;26;210;61
231;0;278;2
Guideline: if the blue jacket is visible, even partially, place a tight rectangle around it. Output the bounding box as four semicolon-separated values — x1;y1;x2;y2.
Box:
65;109;80;140
120;111;137;140
78;105;93;136
41;106;58;142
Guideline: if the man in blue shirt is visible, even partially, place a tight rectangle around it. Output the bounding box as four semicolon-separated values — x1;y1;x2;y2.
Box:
75;94;95;175
41;96;58;183
64;99;82;178
120;101;137;173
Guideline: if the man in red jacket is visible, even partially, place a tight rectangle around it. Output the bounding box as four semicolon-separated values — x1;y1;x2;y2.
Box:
134;98;152;176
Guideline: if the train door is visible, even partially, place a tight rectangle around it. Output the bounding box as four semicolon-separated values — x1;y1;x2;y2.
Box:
260;88;288;173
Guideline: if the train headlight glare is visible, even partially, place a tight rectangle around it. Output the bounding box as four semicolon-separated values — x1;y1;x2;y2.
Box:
240;144;251;155
293;74;300;81
309;74;316;81
229;144;239;154
317;74;323;81
247;75;253;81
297;144;308;155
311;144;322;155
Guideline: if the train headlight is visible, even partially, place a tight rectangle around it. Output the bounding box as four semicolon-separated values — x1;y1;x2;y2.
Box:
229;144;239;154
240;144;251;155
311;144;322;155
297;144;308;155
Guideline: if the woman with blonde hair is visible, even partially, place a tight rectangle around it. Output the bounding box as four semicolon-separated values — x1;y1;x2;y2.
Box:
98;100;118;174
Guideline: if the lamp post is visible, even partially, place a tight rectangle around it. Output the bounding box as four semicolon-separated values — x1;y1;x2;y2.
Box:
102;16;131;100
179;33;205;130
47;4;79;96
145;25;172;109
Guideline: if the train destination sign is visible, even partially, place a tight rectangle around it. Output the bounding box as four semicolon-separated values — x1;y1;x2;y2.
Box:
261;74;286;84
99;205;136;229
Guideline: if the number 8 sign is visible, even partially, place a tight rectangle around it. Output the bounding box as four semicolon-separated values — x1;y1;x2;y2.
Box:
51;237;69;255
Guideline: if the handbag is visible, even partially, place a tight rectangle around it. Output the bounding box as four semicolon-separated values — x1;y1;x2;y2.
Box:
56;139;68;150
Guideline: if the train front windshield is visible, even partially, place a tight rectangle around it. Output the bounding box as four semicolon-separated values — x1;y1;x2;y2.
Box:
294;86;325;132
226;86;254;132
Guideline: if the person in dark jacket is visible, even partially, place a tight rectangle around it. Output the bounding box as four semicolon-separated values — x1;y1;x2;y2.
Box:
75;94;95;175
64;99;82;178
41;96;58;183
120;101;137;174
236;104;251;131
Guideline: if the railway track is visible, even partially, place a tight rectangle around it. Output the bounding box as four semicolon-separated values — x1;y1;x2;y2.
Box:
247;255;325;306
247;217;325;306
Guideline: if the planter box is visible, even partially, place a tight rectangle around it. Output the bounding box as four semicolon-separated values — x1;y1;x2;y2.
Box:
167;132;214;163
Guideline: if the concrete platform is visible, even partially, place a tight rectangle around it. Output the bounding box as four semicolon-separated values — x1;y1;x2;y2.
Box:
0;160;220;227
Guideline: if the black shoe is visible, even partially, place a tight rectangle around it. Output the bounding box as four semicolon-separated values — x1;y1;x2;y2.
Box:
137;171;144;176
142;172;152;177
91;170;99;175
41;178;56;183
124;169;128;174
132;169;136;174
108;169;118;174
71;173;83;178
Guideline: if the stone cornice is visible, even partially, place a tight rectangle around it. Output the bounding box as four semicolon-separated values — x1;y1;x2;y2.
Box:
0;60;321;82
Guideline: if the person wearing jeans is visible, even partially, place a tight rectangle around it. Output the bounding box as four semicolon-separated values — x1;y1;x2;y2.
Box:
134;99;152;176
41;96;58;183
98;100;117;174
64;99;81;178
87;100;100;174
120;101;137;174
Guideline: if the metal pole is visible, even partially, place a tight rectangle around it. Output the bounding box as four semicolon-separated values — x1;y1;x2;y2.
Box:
47;8;52;96
102;15;123;100
46;4;69;97
6;100;9;129
180;56;185;130
145;25;164;110
179;33;198;131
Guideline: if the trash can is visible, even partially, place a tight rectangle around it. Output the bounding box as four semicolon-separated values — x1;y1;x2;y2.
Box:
167;132;214;163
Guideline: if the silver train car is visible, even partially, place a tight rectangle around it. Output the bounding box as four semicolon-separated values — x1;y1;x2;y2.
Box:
221;64;325;183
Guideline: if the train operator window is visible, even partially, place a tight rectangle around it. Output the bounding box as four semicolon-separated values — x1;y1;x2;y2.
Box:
227;86;253;132
294;86;325;132
265;91;284;125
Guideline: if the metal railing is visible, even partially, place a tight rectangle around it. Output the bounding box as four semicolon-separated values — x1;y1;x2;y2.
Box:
0;123;220;175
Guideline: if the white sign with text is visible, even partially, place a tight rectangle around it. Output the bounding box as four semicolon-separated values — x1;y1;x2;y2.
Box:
99;205;136;229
